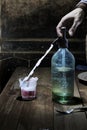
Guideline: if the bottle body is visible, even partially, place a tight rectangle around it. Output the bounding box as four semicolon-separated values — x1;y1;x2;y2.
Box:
51;48;75;104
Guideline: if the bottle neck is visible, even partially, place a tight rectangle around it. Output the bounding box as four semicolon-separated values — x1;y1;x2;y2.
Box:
58;37;68;48
58;27;68;48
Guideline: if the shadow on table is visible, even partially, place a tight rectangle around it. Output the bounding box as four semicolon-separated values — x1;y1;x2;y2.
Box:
16;96;37;101
66;96;83;105
54;97;84;115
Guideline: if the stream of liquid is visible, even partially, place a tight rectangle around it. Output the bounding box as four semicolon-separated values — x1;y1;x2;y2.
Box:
23;38;58;81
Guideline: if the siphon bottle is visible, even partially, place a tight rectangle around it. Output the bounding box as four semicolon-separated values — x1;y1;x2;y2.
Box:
51;27;75;104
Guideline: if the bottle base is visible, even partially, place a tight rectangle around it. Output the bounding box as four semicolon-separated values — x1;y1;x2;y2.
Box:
52;94;73;105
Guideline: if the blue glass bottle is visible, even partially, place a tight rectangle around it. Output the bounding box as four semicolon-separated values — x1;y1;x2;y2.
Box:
51;27;75;104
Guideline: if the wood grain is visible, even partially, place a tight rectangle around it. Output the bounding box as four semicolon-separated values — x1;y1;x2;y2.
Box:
0;67;87;130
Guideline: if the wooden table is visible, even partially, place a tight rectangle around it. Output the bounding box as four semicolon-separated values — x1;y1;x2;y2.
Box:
0;67;87;130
